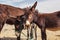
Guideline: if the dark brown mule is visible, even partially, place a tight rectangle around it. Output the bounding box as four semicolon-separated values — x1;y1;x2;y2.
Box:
22;10;60;40
0;1;37;33
1;1;37;40
0;2;37;40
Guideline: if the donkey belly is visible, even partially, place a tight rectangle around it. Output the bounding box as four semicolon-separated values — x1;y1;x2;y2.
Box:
45;17;60;31
47;26;60;31
46;21;60;31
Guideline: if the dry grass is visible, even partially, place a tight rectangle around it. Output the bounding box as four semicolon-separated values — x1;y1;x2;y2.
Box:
0;24;60;40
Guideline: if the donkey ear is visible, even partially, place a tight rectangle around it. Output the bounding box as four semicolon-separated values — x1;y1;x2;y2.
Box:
30;1;37;11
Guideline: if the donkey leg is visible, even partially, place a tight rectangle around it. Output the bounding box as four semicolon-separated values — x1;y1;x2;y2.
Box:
27;27;29;40
0;23;2;37
17;31;22;40
40;18;47;40
0;22;4;38
0;24;2;33
15;30;22;40
41;27;46;40
19;30;22;40
30;25;33;39
34;25;37;40
17;34;20;40
15;31;20;40
0;22;4;33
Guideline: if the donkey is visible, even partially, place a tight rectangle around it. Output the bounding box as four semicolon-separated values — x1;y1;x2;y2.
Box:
0;1;37;40
21;10;60;40
0;1;37;33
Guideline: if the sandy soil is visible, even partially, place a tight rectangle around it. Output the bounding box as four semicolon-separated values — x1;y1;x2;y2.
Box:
0;24;60;40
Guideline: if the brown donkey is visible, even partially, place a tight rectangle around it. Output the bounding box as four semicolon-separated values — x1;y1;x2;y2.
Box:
0;1;37;40
22;10;60;40
0;1;37;33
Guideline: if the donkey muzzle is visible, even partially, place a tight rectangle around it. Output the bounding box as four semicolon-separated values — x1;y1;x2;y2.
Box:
25;20;30;26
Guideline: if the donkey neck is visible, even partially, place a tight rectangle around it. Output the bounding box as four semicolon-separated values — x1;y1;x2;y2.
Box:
33;14;44;28
34;13;54;28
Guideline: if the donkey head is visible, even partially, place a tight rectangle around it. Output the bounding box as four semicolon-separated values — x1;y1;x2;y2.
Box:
20;1;38;27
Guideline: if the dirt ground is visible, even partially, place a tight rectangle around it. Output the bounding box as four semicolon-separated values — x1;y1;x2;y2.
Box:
0;24;60;40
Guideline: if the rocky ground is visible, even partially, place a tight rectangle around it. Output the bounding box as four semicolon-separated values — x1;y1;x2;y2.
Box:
0;24;60;40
